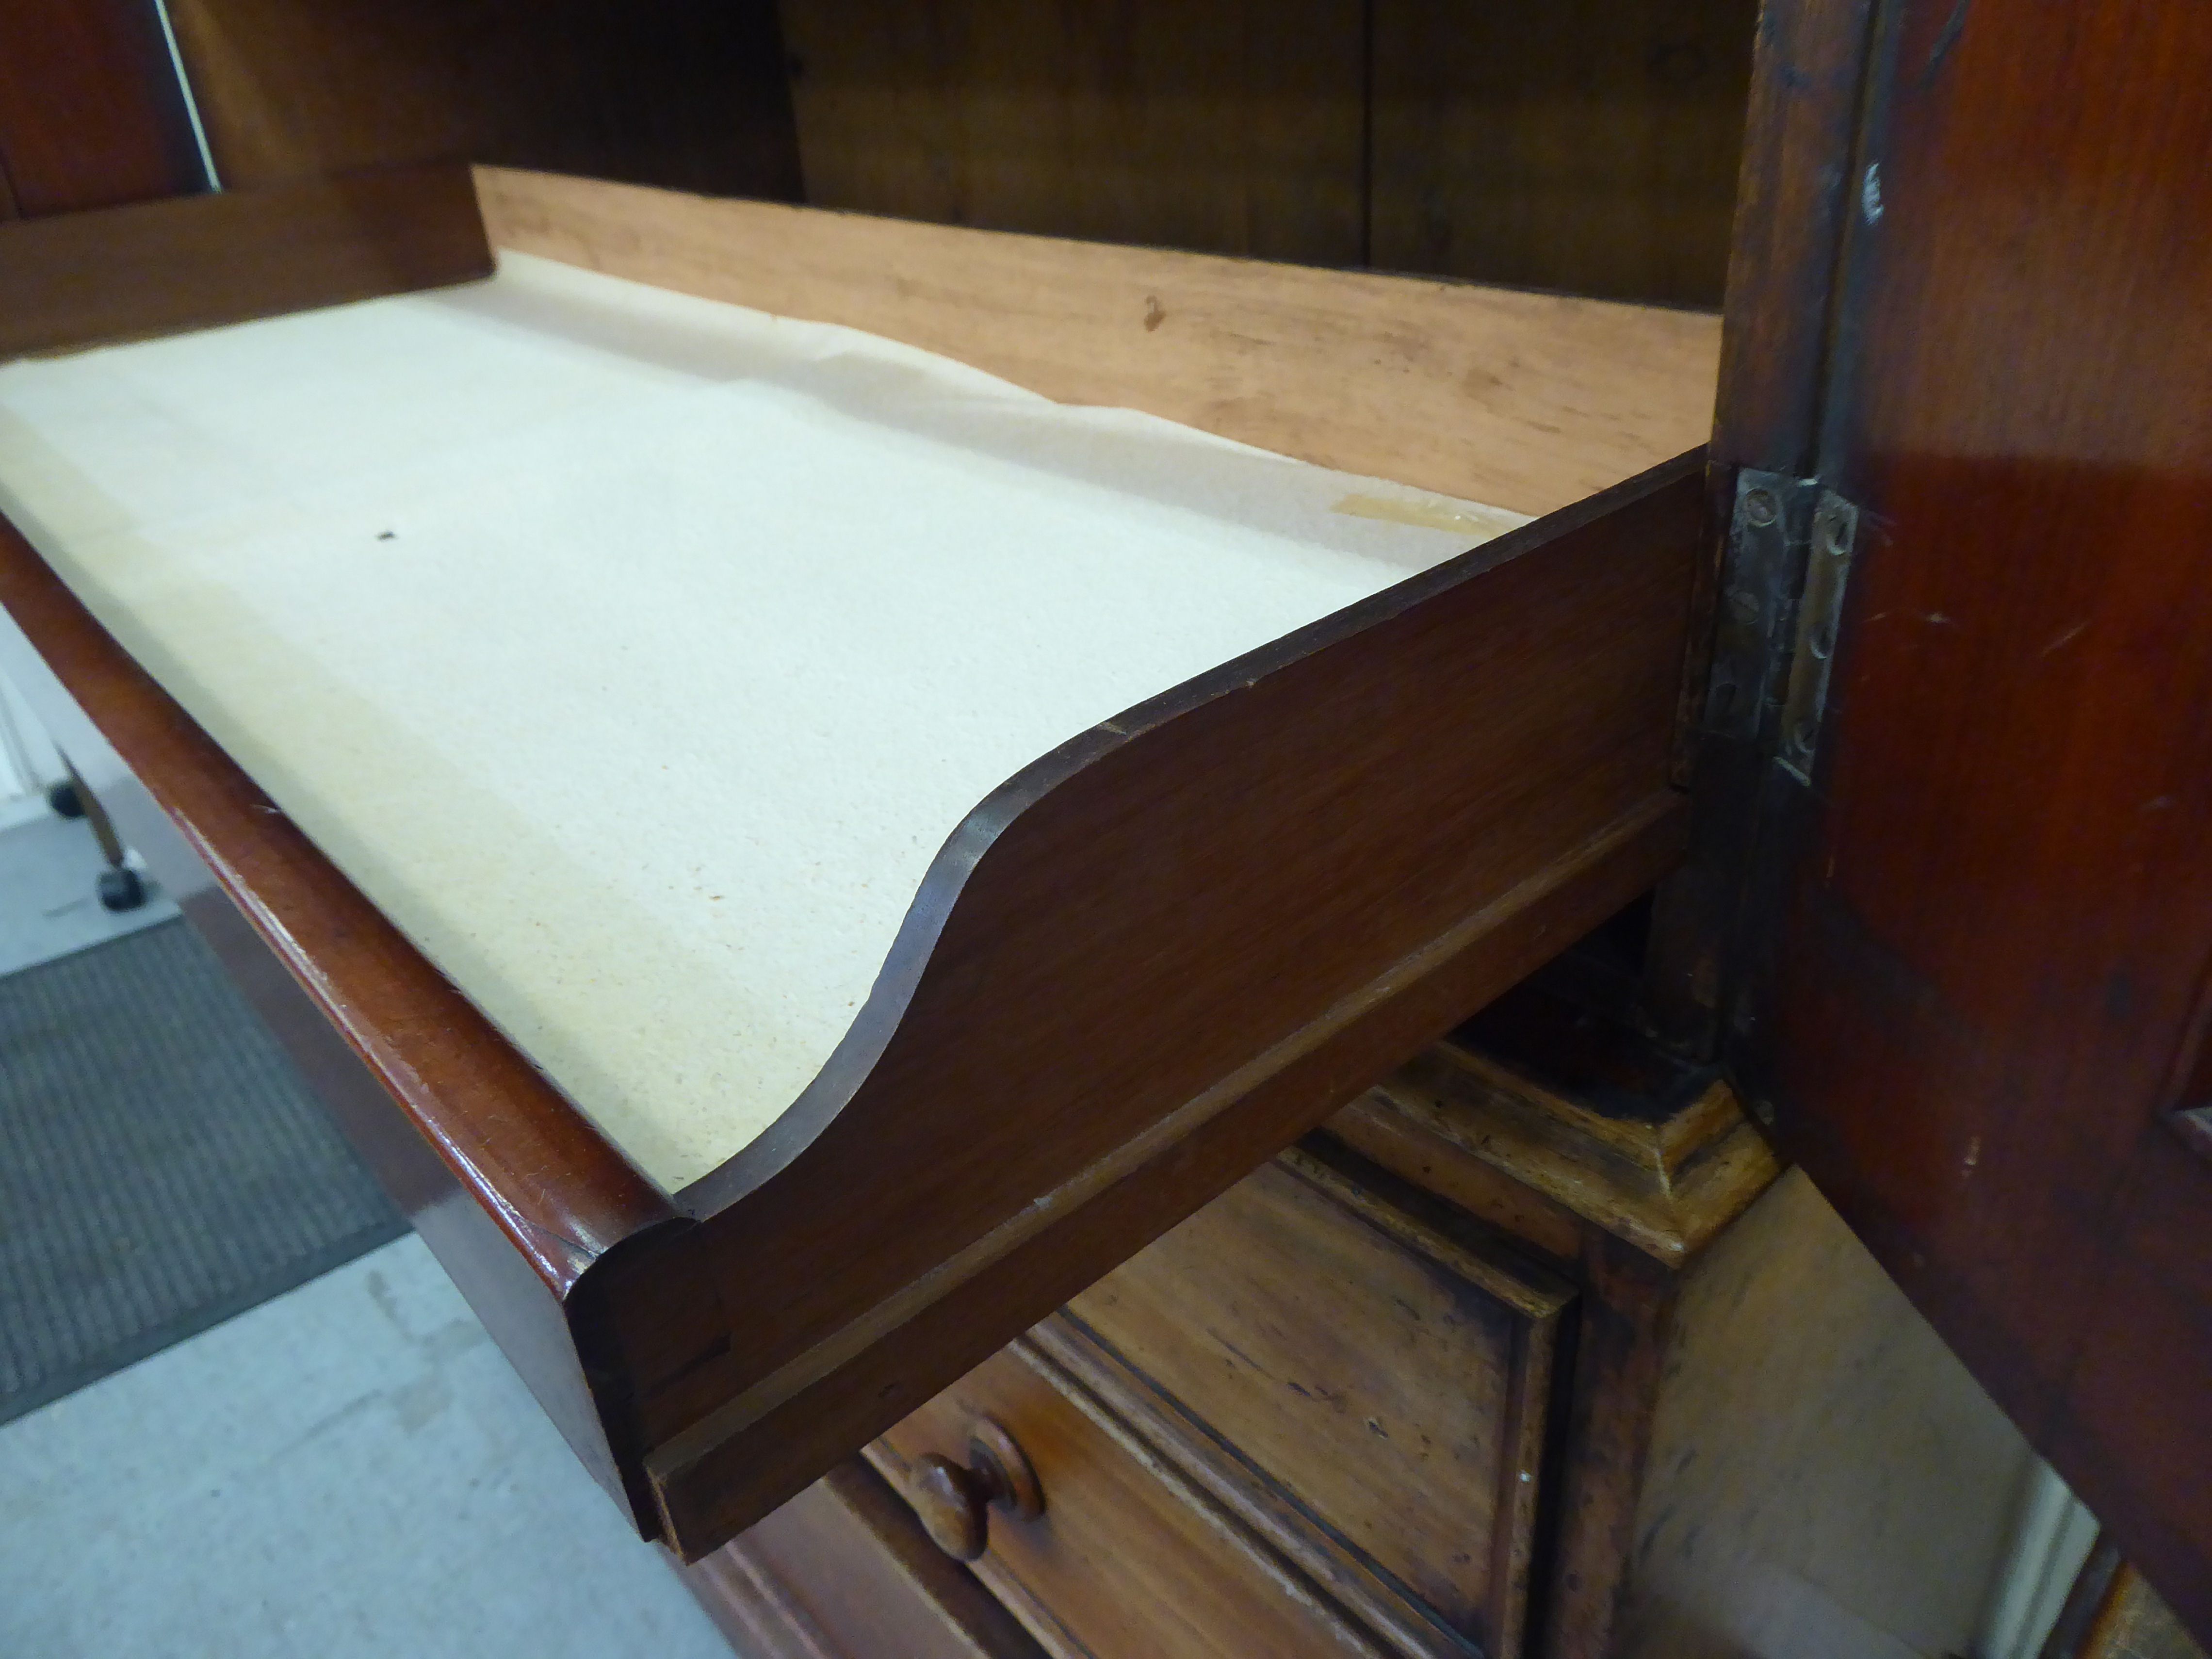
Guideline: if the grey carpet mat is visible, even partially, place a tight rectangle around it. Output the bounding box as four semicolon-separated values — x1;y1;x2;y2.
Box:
0;917;406;1425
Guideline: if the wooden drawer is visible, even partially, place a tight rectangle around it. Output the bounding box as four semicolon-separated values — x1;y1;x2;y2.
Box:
872;1333;1388;1659
684;1460;1046;1659
872;1145;1572;1659
0;163;1706;1562
1069;1145;1572;1658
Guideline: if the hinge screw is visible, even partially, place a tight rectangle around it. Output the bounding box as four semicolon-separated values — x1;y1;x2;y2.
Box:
1742;487;1779;527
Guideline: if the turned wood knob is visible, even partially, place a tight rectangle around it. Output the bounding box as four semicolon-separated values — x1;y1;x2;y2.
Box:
906;1418;1043;1561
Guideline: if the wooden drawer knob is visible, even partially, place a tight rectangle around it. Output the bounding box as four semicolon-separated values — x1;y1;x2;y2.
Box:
907;1418;1044;1562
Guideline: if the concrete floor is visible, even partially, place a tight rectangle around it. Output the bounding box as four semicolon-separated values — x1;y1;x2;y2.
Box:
0;1232;734;1659
0;809;178;979
0;774;740;1656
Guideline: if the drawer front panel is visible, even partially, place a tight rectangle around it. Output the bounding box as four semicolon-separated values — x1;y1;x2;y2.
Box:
1066;1147;1572;1654
690;1461;1045;1659
875;1341;1381;1659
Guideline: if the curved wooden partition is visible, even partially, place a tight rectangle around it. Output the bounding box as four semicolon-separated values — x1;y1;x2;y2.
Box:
628;454;1700;1554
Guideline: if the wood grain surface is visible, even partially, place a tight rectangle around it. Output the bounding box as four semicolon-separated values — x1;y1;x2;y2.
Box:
1756;0;2212;1635
772;0;1757;304
1334;992;1780;1269
475;166;1721;519
1708;0;1876;480
1320;983;1776;1657
1067;1146;1570;1657
779;0;1365;267
1369;0;1757;307
0;162;491;358
873;1332;1383;1659
163;0;801;202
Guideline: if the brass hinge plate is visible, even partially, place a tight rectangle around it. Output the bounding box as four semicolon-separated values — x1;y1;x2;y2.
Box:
1776;492;1859;784
1702;470;1861;783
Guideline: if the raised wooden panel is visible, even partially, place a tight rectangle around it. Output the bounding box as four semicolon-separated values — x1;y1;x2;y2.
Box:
0;163;490;359
163;0;800;200
1067;1148;1569;1657
1369;0;1759;307
773;0;1760;300
476;167;1722;520
778;0;1364;265
1319;985;1781;1658
873;1335;1384;1659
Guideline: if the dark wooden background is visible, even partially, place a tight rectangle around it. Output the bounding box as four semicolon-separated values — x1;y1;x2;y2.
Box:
0;0;1757;307
776;0;1756;304
0;0;209;215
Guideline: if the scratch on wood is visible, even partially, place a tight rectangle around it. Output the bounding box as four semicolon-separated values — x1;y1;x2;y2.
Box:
1917;0;1973;89
2040;619;2088;656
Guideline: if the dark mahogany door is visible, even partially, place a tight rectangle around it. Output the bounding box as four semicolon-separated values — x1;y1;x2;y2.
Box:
1720;0;2212;1634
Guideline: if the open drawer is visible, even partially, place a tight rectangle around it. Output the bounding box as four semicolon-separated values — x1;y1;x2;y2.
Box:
0;162;1715;1560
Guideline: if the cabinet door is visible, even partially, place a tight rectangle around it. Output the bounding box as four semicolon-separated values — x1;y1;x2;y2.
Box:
1714;0;2212;1638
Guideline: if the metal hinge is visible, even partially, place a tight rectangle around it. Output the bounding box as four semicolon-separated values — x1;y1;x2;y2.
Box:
1701;469;1861;783
1700;468;1866;1128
